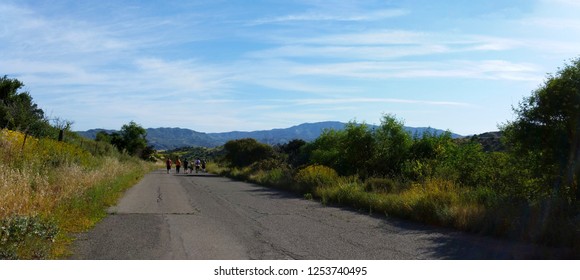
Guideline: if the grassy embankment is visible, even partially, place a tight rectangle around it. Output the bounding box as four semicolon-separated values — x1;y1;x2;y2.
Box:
0;129;155;259
207;162;579;257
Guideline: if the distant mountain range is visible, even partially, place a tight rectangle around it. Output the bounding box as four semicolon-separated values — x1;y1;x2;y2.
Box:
77;121;462;150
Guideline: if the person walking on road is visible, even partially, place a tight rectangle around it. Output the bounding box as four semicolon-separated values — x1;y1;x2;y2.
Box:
175;157;182;174
195;158;201;173
165;158;172;174
183;158;189;174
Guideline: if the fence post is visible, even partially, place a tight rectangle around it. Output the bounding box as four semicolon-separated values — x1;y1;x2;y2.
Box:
21;132;28;152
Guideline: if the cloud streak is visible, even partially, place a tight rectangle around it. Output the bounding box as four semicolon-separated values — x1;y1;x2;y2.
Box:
280;98;471;107
250;9;408;25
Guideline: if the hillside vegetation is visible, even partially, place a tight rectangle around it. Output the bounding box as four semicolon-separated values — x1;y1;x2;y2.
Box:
1;76;154;259
209;59;580;257
0;129;154;259
78;122;461;150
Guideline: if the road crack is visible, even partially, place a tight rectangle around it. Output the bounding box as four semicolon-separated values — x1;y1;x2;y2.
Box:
157;186;163;203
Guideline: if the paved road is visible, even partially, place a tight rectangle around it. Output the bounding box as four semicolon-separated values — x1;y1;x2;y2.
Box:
71;169;560;259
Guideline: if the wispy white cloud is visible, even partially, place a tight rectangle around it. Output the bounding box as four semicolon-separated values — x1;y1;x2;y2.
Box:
247;44;451;60
250;60;541;82
289;30;430;45
237;24;540;85
0;5;130;58
134;58;233;97
0;2;234;105
267;29;522;50
250;8;407;25
284;98;471;107
250;30;523;61
230;59;359;94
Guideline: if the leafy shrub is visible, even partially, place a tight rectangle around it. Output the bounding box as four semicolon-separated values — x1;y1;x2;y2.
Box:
323;179;364;205
401;159;429;181
364;177;407;193
294;165;339;193
224;138;275;167
307;130;345;173
369;114;413;177
260;167;293;188
400;178;460;226
311;176;368;208
276;139;308;168
409;130;454;161
250;158;285;171
463;186;499;206
0;215;59;259
435;141;486;187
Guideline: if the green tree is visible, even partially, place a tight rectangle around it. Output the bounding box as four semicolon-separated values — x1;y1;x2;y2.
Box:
223;138;275;167
119;121;148;157
370;114;412;177
95;131;112;143
409;130;454;161
502;57;580;202
277;139;308;168
308;129;346;173
103;121;150;158
404;130;454;180
308;122;374;177
437;140;486;187
0;76;51;136
341;121;375;177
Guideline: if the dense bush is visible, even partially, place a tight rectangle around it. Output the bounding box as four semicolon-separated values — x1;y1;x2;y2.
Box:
223;138;275;167
294;164;339;194
363;177;407;193
275;139;308;168
0;216;58;259
250;166;293;189
307;129;345;173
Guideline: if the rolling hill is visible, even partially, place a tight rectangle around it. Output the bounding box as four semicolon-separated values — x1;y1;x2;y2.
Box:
77;121;462;150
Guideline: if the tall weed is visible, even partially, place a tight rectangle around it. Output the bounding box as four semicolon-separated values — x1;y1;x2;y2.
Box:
364;177;407;193
399;178;461;225
0;129;153;259
294;164;339;193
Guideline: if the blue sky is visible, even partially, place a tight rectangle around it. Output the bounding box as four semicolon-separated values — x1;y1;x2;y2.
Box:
1;0;579;135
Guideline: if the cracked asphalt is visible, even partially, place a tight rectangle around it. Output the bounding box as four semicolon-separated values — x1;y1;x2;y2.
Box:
70;169;562;259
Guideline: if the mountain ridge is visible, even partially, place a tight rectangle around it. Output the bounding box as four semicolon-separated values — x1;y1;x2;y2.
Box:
77;121;462;150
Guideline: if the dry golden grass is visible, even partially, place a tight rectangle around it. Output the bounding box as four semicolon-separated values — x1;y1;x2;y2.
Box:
1;129;154;259
0;130;136;220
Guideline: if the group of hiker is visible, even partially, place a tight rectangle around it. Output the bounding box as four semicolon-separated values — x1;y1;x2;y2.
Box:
165;157;206;174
